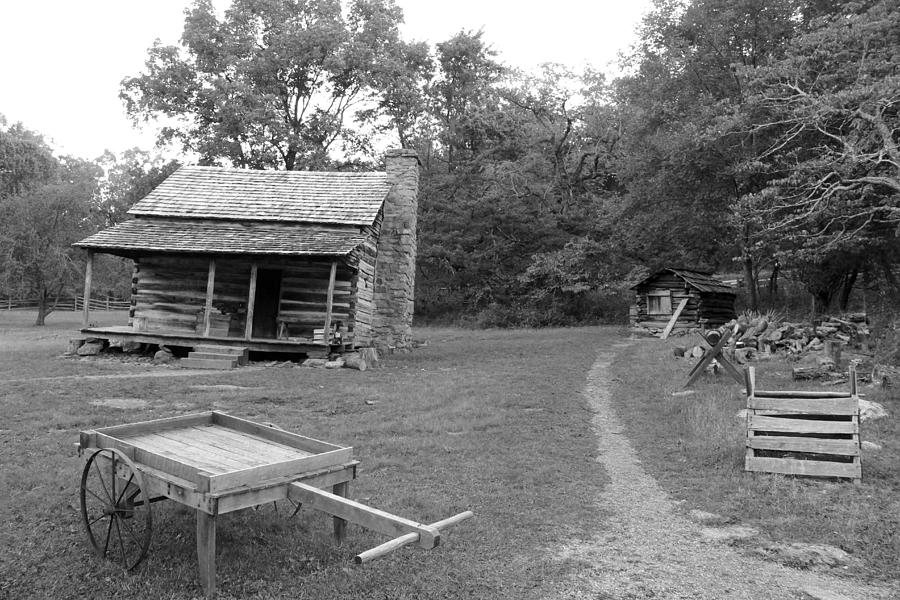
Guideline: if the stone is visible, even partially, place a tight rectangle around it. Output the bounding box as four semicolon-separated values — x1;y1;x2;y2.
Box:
754;542;857;569
324;358;345;369
122;341;144;353
153;348;174;363
799;585;855;600
302;358;329;368
66;338;86;355
76;341;105;356
859;399;888;421
700;525;759;542
733;347;756;364
688;509;727;525
861;440;881;451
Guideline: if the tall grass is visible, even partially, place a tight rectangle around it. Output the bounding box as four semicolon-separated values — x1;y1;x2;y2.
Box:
610;336;900;581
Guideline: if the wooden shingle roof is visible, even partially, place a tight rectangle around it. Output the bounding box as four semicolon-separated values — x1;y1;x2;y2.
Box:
75;219;368;257
128;166;391;226
633;268;736;295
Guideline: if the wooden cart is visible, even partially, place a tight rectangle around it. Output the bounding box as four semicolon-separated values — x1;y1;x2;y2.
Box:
77;411;471;596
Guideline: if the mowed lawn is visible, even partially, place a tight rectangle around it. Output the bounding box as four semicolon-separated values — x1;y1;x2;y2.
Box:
0;311;615;600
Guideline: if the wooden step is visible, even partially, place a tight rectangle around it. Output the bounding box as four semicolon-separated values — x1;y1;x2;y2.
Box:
189;352;241;361
180;357;238;370
191;345;249;365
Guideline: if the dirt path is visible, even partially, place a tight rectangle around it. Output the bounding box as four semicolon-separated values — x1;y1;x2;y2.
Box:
557;342;896;600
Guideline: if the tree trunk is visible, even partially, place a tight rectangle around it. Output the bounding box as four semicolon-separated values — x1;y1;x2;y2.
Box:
34;288;48;326
767;259;780;298
284;146;297;171
812;289;833;315
838;267;859;312
743;256;758;312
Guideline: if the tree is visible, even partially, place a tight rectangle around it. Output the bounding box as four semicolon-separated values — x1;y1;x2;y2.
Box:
741;0;900;311
612;0;810;310
0;153;102;325
121;0;420;169
0;117;57;199
97;148;181;225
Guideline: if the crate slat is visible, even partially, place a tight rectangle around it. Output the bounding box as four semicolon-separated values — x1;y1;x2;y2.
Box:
746;435;860;456
746;456;860;479
743;366;861;482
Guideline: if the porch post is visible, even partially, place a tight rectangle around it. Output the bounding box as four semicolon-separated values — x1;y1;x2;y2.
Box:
244;262;258;340
203;258;216;337
82;250;94;327
322;261;337;344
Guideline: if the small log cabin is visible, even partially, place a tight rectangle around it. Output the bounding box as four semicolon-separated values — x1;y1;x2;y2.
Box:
74;149;419;357
630;268;736;331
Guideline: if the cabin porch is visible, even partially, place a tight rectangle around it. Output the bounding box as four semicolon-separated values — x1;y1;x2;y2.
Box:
78;325;346;358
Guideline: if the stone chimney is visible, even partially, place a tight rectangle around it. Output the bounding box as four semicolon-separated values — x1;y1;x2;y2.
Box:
372;148;419;351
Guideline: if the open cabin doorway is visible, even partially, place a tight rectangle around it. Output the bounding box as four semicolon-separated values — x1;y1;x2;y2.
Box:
252;269;282;338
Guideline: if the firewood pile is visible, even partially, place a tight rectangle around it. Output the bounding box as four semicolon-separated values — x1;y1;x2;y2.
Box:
677;312;882;384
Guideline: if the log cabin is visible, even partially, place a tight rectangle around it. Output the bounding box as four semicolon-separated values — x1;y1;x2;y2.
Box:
74;149;419;359
630;268;736;331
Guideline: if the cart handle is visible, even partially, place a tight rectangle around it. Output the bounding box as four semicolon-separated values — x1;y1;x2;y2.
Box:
355;511;474;564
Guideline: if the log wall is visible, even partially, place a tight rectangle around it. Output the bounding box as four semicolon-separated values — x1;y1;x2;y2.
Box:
132;253;367;341
633;273;735;328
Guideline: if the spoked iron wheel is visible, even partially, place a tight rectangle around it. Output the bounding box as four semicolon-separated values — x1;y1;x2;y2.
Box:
80;448;152;570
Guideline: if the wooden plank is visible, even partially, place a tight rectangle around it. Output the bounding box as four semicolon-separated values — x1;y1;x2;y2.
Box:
125;432;241;474
746;456;860;479
748;396;858;415
92;431;202;484
660;297;689;339
212;463;357;514
288;482;440;549
186;425;308;463
82;250;94;327
323;261;337;344
748;415;857;435
747;436;859;455
754;390;853;399
204;448;353;493
333;481;349;543
211;412;348;455
95;412;214;439
244;263;258;340
203;258;216;337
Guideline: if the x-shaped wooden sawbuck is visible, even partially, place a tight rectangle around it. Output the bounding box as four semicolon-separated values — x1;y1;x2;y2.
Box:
683;328;744;388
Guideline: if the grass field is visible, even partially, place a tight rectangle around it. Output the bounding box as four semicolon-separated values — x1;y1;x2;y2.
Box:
610;335;900;581
0;311;614;599
1;310;897;598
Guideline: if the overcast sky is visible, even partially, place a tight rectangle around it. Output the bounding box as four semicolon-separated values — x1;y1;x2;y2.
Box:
0;0;650;160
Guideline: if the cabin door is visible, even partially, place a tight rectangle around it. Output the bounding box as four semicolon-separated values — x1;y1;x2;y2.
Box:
252;269;282;339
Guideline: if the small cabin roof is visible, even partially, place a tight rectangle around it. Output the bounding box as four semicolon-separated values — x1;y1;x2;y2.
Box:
74;219;368;257
632;268;735;295
128;166;391;226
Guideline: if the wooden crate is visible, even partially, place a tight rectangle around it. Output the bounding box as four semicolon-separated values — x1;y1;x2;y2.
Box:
744;367;861;483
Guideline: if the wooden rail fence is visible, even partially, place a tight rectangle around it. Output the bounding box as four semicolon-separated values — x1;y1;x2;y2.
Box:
2;296;130;311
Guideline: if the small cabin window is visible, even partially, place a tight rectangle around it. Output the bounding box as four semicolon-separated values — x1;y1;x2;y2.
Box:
646;291;672;315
